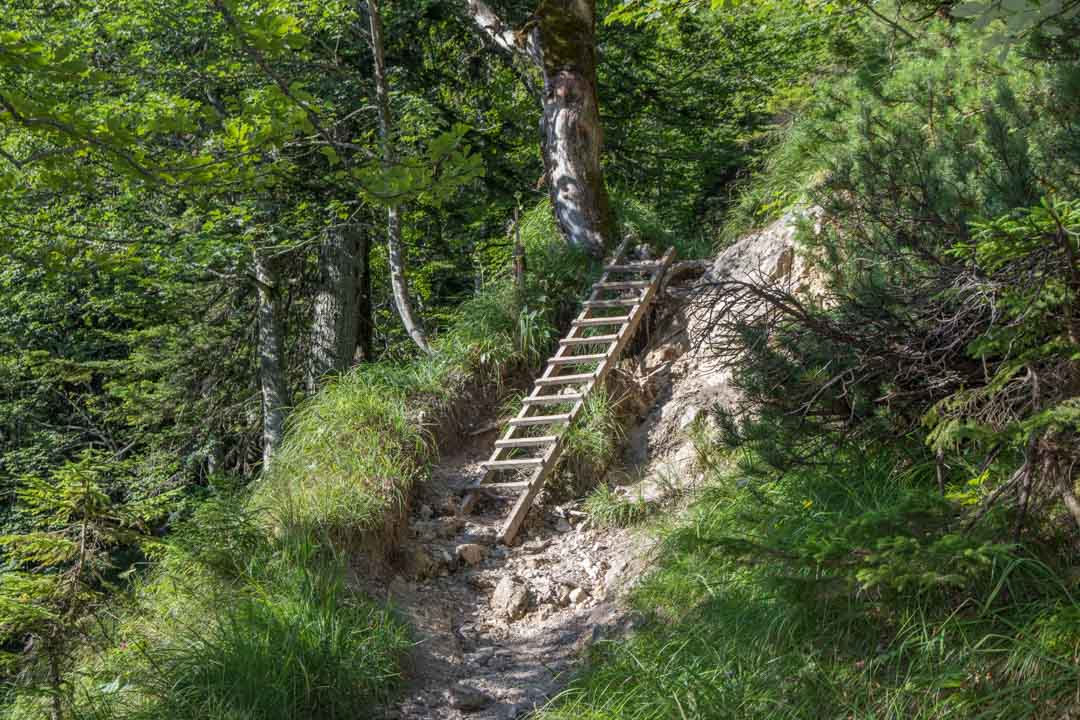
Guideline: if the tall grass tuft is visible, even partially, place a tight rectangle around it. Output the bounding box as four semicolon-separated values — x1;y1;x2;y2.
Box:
70;502;410;720
583;484;652;528
553;388;625;498
253;367;434;552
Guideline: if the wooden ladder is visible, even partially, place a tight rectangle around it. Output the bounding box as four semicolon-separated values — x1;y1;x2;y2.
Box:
463;242;676;544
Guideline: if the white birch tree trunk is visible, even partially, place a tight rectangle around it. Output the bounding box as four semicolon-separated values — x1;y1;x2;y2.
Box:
464;0;613;255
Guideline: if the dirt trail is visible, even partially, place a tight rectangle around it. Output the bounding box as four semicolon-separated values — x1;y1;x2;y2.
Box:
382;440;654;720
376;238;808;719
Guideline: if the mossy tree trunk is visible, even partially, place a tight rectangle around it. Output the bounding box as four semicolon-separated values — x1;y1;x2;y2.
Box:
465;0;613;256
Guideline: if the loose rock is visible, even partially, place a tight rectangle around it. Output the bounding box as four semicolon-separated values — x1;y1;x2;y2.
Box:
464;524;498;545
496;702;526;720
468;646;495;666
456;543;487;566
437;516;465;538
411;521;437;543
410;546;438;579
523;538;551;554
491;575;529;620
604;558;628;590
569;587;590;605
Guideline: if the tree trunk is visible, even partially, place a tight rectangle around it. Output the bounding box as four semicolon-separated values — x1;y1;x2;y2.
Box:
536;0;612;256
255;252;289;470
369;0;432;353
463;0;613;256
356;224;375;362
47;638;63;720
307;224;361;391
512;203;526;308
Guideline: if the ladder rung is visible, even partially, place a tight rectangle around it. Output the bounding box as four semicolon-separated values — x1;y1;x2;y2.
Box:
495;436;558;448
561;335;618;346
547;354;606;365
573;316;631;327
594;281;650;290
508;414;572;426
583;299;638;308
605;262;660;272
524;393;583;405
535;372;595;386
483;458;544;470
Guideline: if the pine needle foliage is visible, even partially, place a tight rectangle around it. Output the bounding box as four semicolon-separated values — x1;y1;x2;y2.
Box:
0;451;176;719
702;18;1080;531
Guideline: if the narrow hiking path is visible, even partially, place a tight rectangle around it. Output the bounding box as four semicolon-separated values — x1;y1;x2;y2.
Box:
382;436;653;720
377;257;724;719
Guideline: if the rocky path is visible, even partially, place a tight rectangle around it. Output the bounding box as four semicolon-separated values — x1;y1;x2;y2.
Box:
381;445;652;720
376;261;729;720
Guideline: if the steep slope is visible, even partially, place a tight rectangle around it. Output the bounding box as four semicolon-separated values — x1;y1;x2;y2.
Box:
380;214;814;719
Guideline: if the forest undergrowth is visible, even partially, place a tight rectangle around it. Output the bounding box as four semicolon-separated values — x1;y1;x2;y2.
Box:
0;0;824;713
1;198;690;720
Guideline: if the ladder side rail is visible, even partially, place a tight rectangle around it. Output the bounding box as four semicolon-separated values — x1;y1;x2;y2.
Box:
590;247;675;391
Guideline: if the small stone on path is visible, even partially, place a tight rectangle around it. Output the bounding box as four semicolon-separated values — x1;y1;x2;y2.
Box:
491;575;529;620
523;537;551;553
569;587;590;605
456;542;487;566
410;546;438;579
446;683;492;712
438;516;465;538
464;523;498;545
496;702;526;720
